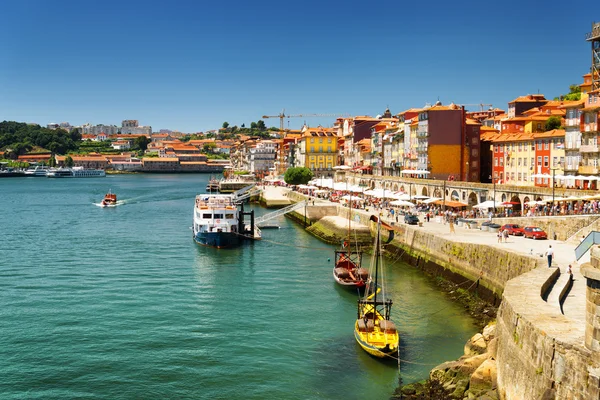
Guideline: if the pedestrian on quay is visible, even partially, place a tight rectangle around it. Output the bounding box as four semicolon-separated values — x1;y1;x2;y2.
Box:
503;229;509;243
497;229;503;243
546;245;554;268
567;264;573;279
449;217;455;234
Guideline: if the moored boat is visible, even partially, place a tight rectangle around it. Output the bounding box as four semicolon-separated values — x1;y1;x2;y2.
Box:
354;214;399;359
206;177;220;192
333;190;370;289
47;167;105;178
193;193;257;248
24;166;49;176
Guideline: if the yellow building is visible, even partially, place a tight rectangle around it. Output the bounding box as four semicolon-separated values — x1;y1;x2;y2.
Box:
301;127;339;172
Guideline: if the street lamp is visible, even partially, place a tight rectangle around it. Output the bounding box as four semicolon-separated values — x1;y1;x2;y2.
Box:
550;162;561;215
489;174;496;215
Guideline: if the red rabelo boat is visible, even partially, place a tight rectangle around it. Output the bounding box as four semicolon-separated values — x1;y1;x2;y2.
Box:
332;189;370;289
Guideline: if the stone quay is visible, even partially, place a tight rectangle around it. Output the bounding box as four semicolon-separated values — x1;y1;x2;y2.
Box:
260;181;600;399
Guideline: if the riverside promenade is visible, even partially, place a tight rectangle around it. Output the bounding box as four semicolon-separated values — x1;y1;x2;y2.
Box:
262;185;597;398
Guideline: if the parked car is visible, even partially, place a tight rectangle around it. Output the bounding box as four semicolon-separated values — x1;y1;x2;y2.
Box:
404;215;420;225
501;224;525;236
523;226;548;240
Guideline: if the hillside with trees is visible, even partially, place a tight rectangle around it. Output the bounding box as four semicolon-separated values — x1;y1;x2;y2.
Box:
0;121;81;157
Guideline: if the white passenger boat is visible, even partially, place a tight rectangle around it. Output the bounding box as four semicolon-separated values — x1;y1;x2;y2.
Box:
192;193;260;248
47;167;106;178
24;166;49;176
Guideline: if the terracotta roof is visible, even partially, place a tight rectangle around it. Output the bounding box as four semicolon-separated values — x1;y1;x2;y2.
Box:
465;118;481;125
533;129;565;139
508;94;547;103
396;108;424;116
143;157;179;162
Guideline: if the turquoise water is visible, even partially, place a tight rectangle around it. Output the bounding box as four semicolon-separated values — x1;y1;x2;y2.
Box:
0;174;476;399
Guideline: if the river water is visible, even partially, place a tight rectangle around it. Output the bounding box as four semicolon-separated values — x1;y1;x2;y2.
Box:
0;174;476;399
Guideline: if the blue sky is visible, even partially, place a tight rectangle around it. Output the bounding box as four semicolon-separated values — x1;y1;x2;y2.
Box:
0;0;597;133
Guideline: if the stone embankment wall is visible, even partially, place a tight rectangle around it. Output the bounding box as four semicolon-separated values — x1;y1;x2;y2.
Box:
331;207;540;300
496;260;599;399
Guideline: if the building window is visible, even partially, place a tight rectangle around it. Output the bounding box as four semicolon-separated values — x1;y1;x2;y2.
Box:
518;172;522;181
500;157;504;166
544;140;549;150
544;156;549;167
537;156;542;166
553;156;558;167
523;158;527;166
327;138;332;143
537;142;542;150
537;123;542;130
518;158;522;166
310;138;314;143
494;158;498;167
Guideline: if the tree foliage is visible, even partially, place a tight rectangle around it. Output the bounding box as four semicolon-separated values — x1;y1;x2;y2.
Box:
134;135;150;151
222;121;229;129
284;167;313;185
0;121;79;155
554;84;582;101
202;142;217;153
545;116;562;131
65;155;74;167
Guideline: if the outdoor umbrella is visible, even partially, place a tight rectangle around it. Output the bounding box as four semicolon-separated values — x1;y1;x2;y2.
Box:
390;200;415;207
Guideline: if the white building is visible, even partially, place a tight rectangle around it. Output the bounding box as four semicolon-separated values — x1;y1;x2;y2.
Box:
249;140;277;173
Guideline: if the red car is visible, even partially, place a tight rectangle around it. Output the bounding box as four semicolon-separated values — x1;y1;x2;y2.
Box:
523;226;547;240
501;224;525;236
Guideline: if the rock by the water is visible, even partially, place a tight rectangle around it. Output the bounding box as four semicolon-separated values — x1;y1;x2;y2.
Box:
464;333;487;356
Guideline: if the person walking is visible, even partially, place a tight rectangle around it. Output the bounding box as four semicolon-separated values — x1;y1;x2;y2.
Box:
503;229;509;243
449;216;455;234
546;245;554;268
497;229;503;243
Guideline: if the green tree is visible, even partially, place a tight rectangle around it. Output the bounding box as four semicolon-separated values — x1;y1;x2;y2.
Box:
222;122;229;129
554;84;582;101
65;155;74;167
545;116;562;131
203;142;217;153
250;122;258;129
284;167;313;185
134;135;150;151
48;156;57;167
256;120;266;131
241;123;245;128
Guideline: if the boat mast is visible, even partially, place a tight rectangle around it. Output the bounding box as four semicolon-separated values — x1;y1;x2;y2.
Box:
373;215;380;317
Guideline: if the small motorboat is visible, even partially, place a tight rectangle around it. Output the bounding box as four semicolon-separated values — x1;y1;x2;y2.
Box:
101;190;117;207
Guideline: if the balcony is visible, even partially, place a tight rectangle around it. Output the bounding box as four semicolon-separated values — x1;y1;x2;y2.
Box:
579;165;599;174
565;141;580;150
580;144;600;153
563;164;579;172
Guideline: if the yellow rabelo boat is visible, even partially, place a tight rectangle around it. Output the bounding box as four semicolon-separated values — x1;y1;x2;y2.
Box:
354;214;399;359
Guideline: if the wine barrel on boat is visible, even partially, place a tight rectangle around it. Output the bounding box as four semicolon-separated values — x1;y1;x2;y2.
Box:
335;267;350;278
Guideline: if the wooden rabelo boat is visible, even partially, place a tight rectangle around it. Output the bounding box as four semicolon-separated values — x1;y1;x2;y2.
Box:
353;214;399;359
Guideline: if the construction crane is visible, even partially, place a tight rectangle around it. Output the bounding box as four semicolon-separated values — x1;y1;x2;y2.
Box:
262;111;349;133
262;111;350;176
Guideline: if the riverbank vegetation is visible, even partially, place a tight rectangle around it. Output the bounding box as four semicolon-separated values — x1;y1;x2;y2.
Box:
0;121;80;157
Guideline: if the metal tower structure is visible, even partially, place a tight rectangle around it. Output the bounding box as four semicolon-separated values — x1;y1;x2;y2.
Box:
587;21;600;92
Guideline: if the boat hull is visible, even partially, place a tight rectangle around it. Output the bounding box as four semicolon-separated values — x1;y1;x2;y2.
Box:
353;321;399;358
193;231;241;249
332;269;368;289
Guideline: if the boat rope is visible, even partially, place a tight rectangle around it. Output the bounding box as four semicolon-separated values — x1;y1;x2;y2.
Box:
232;231;333;251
